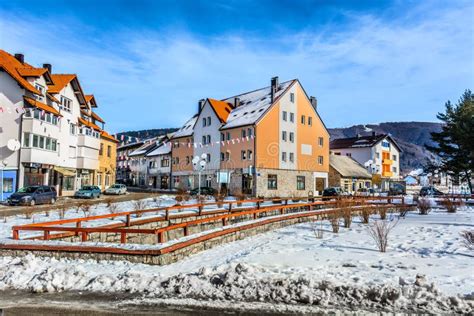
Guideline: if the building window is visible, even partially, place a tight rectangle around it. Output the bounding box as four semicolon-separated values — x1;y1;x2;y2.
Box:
99;143;104;155
202;117;207;127
297;176;305;190
23;132;30;147
226;132;231;140
376;152;380;159
161;158;170;167
290;93;295;103
220;152;225;161
61;96;72;112
23;132;57;152
225;151;230;161
282;131;287;141
392;154;397;161
248;128;253;137
282;152;287;161
346;153;352;157
186;156;190;164
70;123;76;135
290;112;294;122
268;174;277;190
35;83;44;97
206;153;211;163
318;137;324;147
318;155;324;165
241;150;246;160
107;145;111;157
221;133;225;141
207;117;211;126
392;166;397;173
289;152;294;162
301;115;305;124
247;150;253;160
289;132;294;143
282;111;287;121
308;117;312;126
241;129;246;138
207;135;211;144
202;135;206;144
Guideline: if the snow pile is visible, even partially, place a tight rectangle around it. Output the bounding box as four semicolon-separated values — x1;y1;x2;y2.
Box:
0;256;472;314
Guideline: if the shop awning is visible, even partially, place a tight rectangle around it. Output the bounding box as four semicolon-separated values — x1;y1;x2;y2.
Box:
54;166;76;177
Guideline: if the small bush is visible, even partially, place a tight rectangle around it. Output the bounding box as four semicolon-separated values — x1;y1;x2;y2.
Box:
311;219;324;239
58;205;67;219
235;194;245;207
214;193;224;208
368;218;398;252
417;198;431;215
439;197;460;213
24;210;33;219
327;211;341;233
80;204;91;217
379;208;387;220
108;203;119;220
460;230;474;250
133;199;147;217
360;207;372;224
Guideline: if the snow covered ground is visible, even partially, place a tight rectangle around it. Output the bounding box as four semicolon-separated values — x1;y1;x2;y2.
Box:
0;201;473;313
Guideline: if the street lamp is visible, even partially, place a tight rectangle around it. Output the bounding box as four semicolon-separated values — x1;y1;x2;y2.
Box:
192;153;207;196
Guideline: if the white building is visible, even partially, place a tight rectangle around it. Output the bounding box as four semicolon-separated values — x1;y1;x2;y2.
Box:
330;133;402;189
0;50;107;199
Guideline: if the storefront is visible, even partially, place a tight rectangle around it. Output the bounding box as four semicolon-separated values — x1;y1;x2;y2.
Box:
23;163;50;187
50;166;76;196
77;169;93;188
1;169;17;201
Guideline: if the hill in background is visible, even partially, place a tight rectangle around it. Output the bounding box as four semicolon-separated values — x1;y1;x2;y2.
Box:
119;122;442;173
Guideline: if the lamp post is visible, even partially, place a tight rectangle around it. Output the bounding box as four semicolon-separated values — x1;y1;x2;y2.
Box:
192;153;207;197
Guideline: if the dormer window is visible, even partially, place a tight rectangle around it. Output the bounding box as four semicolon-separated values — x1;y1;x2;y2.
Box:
61;96;72;112
34;83;45;100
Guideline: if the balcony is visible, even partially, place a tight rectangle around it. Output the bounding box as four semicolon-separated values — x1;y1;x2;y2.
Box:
383;159;394;165
22;118;59;136
382;171;394;177
76;157;99;170
21;148;59;165
77;134;100;150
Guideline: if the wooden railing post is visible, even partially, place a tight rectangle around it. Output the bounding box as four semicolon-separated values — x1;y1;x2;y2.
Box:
44;230;50;240
257;201;260;209
166;208;170;220
120;232;126;244
126;214;131;227
222;217;228;226
184;225;189;237
12;229;19;240
75;221;81;236
81;232;88;242
228;203;232;213
157;231;164;243
198;205;203;216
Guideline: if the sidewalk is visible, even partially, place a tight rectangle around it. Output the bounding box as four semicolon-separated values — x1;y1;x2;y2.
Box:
0;192;170;218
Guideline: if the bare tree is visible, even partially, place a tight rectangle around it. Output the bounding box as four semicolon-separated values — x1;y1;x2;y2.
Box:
359;207;372;224
108;203;120;220
311;218;324;239
460;230;474;250
133;199;147;217
368;217;398;252
417;198;431;215
327;210;341;233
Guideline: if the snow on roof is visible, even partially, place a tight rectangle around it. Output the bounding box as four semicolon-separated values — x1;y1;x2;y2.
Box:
128;138;159;156
172;115;198;138
146;144;171;157
220;79;296;129
330;155;372;179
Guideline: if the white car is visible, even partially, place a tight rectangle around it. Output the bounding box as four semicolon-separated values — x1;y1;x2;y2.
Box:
105;184;127;195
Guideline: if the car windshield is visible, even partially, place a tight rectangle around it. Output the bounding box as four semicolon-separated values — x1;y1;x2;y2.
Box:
18;187;38;193
110;185;121;188
81;186;94;191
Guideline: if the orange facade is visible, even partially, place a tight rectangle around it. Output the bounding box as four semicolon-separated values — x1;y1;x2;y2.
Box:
255;103;280;169
295;84;329;172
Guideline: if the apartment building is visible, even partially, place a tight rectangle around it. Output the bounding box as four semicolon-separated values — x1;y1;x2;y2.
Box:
116;140;143;185
330;133;401;189
170;77;330;197
0;50;116;199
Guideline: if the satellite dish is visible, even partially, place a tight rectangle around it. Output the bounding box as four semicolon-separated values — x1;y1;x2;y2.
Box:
364;160;373;167
7;139;20;152
200;153;207;160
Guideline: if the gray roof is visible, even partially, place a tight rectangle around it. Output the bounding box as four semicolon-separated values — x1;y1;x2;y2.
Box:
172;115;197;139
330;155;372;179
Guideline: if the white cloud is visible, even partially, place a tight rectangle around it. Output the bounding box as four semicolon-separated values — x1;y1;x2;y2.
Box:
0;1;472;132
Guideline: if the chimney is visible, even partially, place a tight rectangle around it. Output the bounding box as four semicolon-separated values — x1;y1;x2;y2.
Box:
310;96;317;111
372;131;376;137
270;76;279;102
14;53;24;64
234;97;240;108
43;63;52;73
198;99;206;113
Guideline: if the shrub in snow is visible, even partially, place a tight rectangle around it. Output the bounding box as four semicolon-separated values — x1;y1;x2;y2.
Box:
379;208;387;220
460;230;474;250
80;203;91;217
336;198;354;228
58;204;67;219
418;198;431;215
327;211;341;233
359;207;372;224
24;209;33;220
311;219;324;239
439;197;461;213
133;199;147;217
368;217;398;252
108;203;119;220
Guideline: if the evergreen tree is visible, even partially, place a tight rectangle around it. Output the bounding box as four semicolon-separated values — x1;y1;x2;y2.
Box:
426;90;474;193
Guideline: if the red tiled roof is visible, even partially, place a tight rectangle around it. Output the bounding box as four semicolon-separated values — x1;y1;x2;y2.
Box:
0;50;42;95
78;117;101;131
101;131;118;143
16;67;48;77
23;96;62;116
208;98;233;123
48;74;76;94
91;111;104;123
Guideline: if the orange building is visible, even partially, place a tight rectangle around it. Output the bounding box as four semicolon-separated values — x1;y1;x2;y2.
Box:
170;77;330;197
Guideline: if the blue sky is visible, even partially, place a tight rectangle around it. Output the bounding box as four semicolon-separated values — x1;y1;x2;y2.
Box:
1;0;473;133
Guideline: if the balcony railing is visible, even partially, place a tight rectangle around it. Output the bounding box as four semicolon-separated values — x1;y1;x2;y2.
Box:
382;171;394;177
383;159;394;165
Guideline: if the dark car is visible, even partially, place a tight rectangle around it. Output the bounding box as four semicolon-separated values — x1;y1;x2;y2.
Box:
388;183;406;196
322;187;348;200
420;186;444;197
189;187;216;196
74;185;102;199
8;186;57;206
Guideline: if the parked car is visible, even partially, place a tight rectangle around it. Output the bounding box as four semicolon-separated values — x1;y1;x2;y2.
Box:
419;186;444;197
189;187;216;196
104;184;127;195
8;185;57;206
74;185;101;199
356;188;379;196
322;187;348;200
388;182;406;196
